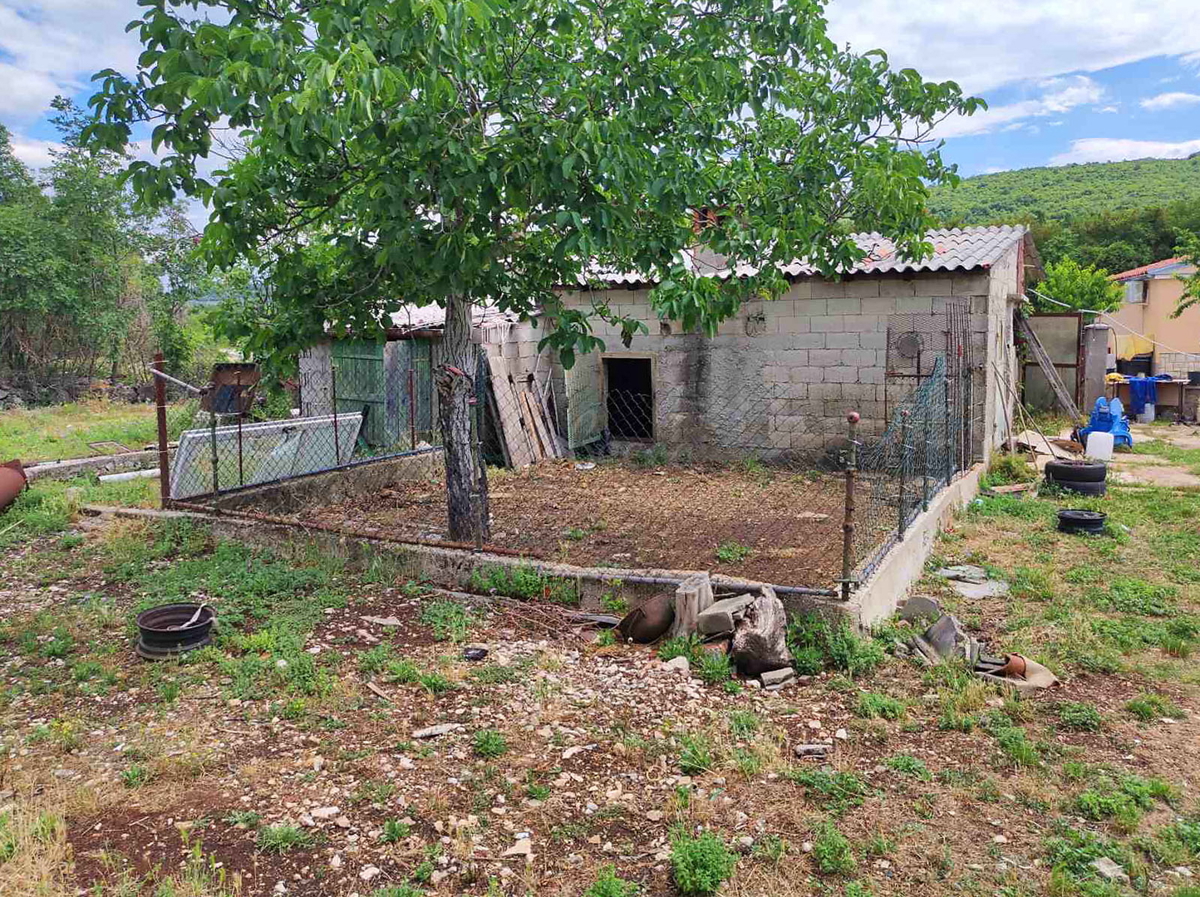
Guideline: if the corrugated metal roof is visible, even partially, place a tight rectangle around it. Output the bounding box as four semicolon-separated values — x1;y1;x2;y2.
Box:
577;225;1029;286
386;303;520;334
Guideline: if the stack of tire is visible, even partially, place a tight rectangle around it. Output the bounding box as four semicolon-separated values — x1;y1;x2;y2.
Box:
1044;458;1107;496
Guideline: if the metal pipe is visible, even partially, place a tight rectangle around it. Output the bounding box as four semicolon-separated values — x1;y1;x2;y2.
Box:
150;367;203;395
209;407;219;496
236;370;245;486
841;410;859;601
153;352;171;508
921;402;931;512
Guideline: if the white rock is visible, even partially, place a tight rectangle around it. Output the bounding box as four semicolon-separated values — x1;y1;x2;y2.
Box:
503;838;534;858
359;865;382;882
311;807;340;820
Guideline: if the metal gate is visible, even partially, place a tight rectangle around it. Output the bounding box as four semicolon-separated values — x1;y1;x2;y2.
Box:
1021;313;1082;413
884;300;974;470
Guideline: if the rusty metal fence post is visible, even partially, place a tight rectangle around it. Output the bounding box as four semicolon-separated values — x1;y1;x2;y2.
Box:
153;352;171;508
840;410;859;601
897;410;909;541
209;404;219;497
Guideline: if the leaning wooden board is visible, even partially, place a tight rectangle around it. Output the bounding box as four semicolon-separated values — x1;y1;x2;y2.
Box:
486;355;535;468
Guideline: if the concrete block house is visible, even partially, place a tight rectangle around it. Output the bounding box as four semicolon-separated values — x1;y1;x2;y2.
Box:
300;225;1039;466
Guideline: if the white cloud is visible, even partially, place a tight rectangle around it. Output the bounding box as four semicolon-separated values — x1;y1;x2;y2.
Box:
825;2;1200;94
931;75;1104;139
10;133;60;169
1097;105;1120;113
1140;91;1200;110
1050;137;1200;165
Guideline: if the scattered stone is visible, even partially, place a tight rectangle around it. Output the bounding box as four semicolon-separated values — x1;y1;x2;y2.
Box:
361;615;403;627
835;728;848;740
311;807;340;820
663;656;691;676
992;835;1008;844
335;816;351;829
359;865;382;882
737;835;755;851
329;855;342;870
413;723;461;739
760;667;795;689
503;838;534;858
646;811;664;822
1090;857;1130;886
793;743;832;759
936;564;988;583
950;579;1010;601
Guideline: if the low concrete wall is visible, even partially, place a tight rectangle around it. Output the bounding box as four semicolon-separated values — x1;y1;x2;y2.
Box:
847;462;984;627
211;448;442;515
24;449;162;483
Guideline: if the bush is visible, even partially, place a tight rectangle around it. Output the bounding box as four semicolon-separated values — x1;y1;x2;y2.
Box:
811;821;857;875
468;563;578;606
670;830;737;896
983;453;1037;487
697;651;733;685
584;865;640;897
787;613;884;678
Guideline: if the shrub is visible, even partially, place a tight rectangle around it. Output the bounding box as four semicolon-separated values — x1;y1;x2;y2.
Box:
358;644;395;674
678;734;716;776
120;764;151;788
1057;701;1103;732
855;692;905;720
472;729;508;759
257;824;313;853
787;613;884;678
419;599;474;641
791;645;825;675
811;821;857;875
584;865;640;897
715;542;752;564
670;830;737;896
697;651;733;685
885;754;931;781
1126;693;1185;722
983;453;1037;487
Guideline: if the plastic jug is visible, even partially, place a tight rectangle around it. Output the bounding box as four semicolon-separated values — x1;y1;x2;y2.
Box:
1086;431;1114;462
1137;403;1156;424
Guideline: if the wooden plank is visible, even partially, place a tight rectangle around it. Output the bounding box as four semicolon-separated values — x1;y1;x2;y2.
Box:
485;355;534;468
485;385;512;469
1017;317;1082;420
522;389;555;460
532;378;567;458
519;390;550;460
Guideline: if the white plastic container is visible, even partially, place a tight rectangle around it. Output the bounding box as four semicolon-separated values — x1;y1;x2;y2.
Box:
1137;403;1156;424
1086;431;1115;462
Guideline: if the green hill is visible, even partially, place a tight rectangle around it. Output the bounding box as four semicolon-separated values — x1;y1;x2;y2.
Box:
928;156;1200;224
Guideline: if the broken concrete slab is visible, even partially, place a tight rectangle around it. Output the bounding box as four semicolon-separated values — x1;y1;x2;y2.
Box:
760;667;796;689
950;579;1010;600
696;594;755;637
663;656;691;676
730;587;792;676
935;564;988;583
897;595;943;623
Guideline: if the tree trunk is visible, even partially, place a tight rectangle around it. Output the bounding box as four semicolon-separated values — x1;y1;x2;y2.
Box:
436;295;491;543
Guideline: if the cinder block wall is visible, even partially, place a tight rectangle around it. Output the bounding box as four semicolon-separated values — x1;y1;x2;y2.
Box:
552;264;1016;458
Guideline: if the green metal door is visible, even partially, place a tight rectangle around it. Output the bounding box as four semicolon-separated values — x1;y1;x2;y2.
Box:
331;339;388;447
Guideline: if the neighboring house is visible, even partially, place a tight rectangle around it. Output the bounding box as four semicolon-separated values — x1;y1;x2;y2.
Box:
300;225;1038;465
1107;257;1200;372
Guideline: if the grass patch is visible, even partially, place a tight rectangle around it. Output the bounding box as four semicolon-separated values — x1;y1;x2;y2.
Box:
855;692;905;720
885;753;931;781
1057;701;1103;732
811;821;857;875
1125;693;1185;722
678;733;717;776
419;599;474;642
472;729;508;759
257;824;313;853
696;650;733;685
715;541;752;564
583;865;640;897
468;563;578;606
785;767;870;815
727;710;760;739
786;613;884;678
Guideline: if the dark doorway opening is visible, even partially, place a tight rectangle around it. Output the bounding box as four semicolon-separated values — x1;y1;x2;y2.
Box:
604;357;654;441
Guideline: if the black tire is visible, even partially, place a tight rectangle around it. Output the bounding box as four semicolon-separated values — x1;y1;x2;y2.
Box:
1045;459;1107;483
1057;509;1107;535
1047;477;1107;497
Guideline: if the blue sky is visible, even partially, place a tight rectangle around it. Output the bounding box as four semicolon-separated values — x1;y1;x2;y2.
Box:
2;0;1199;182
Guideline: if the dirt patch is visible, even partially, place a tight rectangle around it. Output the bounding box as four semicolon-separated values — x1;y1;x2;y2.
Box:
300;460;854;588
1108;456;1200;488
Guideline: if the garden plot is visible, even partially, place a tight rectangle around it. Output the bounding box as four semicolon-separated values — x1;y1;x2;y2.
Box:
302;459;860;589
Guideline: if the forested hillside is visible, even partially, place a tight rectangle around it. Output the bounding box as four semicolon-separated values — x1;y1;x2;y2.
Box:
928;157;1200;273
928;156;1200;224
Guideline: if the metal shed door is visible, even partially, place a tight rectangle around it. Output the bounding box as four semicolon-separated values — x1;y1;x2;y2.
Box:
565;350;606;449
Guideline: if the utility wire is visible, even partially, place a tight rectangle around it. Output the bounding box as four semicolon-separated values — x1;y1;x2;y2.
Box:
1025;288;1200;359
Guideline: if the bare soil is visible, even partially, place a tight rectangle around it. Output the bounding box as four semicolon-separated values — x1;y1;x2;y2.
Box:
303;460;851;588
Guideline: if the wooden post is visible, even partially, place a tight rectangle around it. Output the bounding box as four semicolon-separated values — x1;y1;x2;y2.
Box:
153;353;171;508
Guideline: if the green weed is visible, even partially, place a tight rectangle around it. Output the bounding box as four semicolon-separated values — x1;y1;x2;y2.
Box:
670;829;737;896
811;821;857;875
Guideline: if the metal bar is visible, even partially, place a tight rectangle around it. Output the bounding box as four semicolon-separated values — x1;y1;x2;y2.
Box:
408;368;417;449
236;370;244;486
897;410;909;541
153;352;171;508
921;402;931;511
149;367;203;395
840;410;859;601
209;406;219;496
331;366;341;465
944;374;953;482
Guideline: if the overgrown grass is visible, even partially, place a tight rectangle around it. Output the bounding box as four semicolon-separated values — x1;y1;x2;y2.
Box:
670;829;737;896
786;613;885;678
468;563;578;606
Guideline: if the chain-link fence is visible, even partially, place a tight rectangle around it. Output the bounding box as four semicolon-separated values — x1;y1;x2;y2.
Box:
157;334;978;593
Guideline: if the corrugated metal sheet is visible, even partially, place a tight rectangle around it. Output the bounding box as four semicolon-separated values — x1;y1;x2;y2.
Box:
575;225;1029;287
